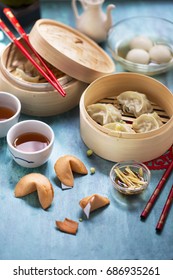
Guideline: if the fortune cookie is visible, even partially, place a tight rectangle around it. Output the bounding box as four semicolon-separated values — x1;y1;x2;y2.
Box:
54;155;88;187
79;194;110;218
56;218;79;235
14;173;54;209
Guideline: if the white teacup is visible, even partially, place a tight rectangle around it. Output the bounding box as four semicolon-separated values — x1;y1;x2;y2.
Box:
7;120;54;168
0;91;21;138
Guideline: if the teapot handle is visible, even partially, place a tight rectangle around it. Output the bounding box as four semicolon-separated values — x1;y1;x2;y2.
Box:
72;0;86;19
81;0;88;10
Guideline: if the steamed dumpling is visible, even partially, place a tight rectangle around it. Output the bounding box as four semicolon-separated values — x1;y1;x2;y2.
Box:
12;67;40;83
117;91;153;117
132;112;163;133
104;122;135;133
87;103;122;125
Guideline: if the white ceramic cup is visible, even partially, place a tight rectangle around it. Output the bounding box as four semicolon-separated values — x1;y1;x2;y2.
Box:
7;120;54;168
0;91;21;138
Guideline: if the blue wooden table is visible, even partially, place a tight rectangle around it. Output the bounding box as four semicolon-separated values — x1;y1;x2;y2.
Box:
0;0;173;260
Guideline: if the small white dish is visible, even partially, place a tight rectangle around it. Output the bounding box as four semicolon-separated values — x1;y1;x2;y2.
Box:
0;91;21;138
7;120;54;168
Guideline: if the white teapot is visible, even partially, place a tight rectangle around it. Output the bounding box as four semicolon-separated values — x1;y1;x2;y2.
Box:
72;0;115;43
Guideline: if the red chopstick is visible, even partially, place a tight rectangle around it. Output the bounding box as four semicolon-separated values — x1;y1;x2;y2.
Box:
3;8;63;92
156;184;173;232
0;15;66;97
140;160;173;219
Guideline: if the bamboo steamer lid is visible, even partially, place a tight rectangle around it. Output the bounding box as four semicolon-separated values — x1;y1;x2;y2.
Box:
29;19;115;83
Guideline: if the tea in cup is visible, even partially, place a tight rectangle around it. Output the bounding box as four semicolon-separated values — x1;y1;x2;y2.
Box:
0;91;21;138
7;120;54;168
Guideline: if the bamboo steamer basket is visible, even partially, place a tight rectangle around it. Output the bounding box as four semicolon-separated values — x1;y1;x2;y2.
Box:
0;19;115;116
0;54;87;116
80;73;173;162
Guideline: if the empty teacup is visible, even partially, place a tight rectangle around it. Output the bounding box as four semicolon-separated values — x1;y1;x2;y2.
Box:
0;91;21;138
7;120;54;168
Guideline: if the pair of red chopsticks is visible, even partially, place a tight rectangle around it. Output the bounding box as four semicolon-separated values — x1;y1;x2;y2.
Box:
141;160;173;232
0;8;66;97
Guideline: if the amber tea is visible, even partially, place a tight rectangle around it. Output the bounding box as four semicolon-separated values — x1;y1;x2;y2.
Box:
13;132;50;152
0;106;15;121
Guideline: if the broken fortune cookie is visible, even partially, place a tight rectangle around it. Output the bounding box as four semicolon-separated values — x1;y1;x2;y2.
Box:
54;155;88;187
79;194;110;218
55;218;79;235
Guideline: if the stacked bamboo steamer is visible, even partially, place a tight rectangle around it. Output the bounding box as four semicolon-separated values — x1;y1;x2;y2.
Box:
0;19;115;116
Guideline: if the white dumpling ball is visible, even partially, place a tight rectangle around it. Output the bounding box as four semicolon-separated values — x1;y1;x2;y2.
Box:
149;45;172;64
126;48;150;64
129;36;153;51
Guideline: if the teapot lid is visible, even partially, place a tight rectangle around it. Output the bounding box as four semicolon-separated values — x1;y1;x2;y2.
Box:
29;19;115;83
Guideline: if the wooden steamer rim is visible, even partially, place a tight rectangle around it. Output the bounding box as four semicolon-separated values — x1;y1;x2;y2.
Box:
0;38;74;93
0;38;88;117
29;19;115;84
80;73;173;140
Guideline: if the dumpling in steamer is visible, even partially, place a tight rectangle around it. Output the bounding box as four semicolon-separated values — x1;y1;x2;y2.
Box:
117;91;153;117
104;122;135;133
12;68;40;83
87;103;122;125
132;112;163;133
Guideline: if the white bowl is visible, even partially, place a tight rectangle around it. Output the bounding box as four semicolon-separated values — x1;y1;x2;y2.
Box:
0;91;21;138
7;120;54;168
